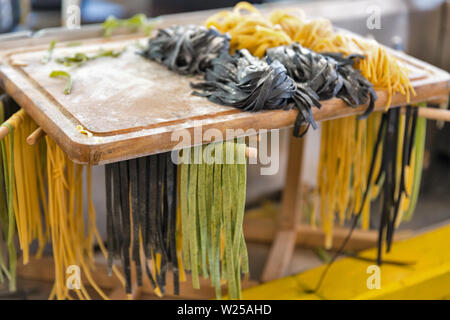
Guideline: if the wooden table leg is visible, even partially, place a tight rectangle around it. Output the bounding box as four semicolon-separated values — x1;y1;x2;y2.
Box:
261;132;305;282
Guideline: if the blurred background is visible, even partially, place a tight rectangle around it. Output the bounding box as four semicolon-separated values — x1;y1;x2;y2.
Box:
0;0;449;298
1;0;449;70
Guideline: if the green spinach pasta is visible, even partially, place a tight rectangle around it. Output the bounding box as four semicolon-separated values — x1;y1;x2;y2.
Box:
180;142;248;299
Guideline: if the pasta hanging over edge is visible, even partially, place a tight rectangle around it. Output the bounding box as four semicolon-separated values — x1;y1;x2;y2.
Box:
0;104;123;299
179;142;248;300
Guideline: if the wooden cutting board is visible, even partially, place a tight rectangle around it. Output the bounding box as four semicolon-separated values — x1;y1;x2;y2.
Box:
7;39;234;134
0;33;449;164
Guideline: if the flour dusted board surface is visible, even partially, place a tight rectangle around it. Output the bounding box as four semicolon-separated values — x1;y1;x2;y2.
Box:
0;33;449;165
9;39;231;134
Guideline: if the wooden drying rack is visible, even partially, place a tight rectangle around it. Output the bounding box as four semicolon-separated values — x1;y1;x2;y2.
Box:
0;8;449;298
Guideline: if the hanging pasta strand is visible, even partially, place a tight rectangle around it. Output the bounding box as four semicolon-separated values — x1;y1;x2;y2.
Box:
313;104;425;291
401;104;426;222
105;152;181;297
0;114;18;292
0;104;49;292
0;94;21;290
179;141;248;299
45;137;113;300
11;111;48;264
374;105;424;263
0;102;118;298
0;94;124;298
314;114;381;247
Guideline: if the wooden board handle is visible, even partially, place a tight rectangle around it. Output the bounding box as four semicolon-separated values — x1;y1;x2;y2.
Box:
400;106;450;122
0;126;10;140
418;107;450;122
26;127;46;145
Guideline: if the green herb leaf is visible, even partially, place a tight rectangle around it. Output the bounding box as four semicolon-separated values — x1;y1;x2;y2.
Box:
56;52;89;67
102;14;160;37
65;42;83;47
49;70;72;95
92;48;126;59
41;40;56;64
55;48;125;67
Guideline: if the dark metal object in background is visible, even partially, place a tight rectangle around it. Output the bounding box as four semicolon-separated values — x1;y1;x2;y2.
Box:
31;0;61;10
0;93;21;119
405;1;450;195
150;0;263;16
0;0;20;33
